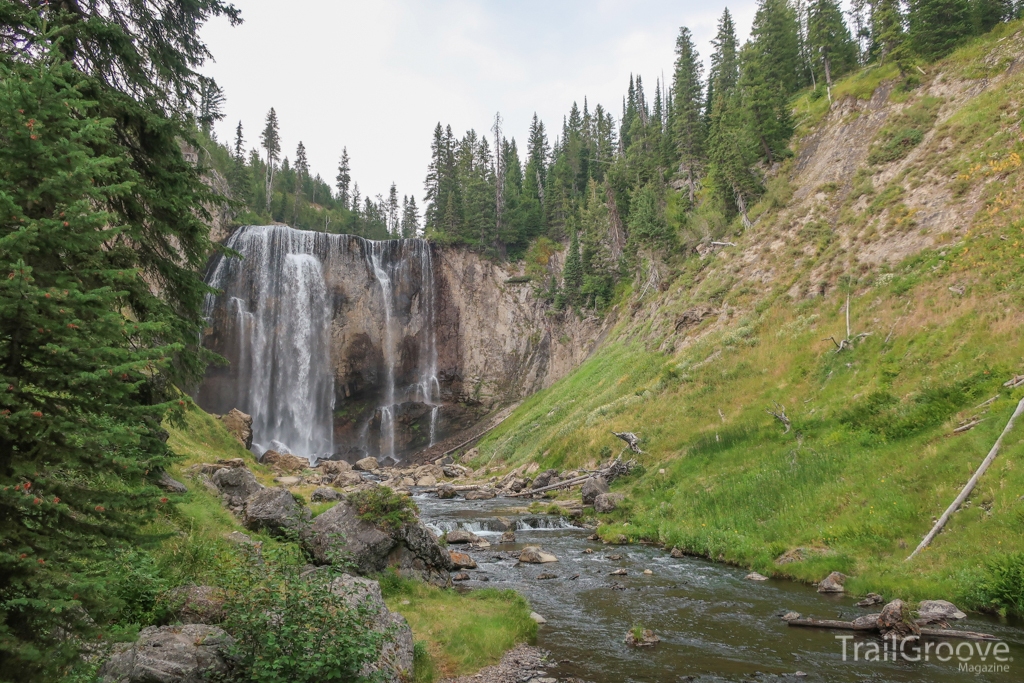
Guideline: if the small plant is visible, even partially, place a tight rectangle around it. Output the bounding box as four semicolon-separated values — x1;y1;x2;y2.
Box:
980;552;1024;616
348;486;418;533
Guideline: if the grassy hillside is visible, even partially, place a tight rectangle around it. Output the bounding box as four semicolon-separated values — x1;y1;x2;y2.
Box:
468;23;1024;615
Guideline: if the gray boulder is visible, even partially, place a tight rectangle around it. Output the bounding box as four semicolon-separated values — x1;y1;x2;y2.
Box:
916;599;967;624
436;484;457;499
446;529;481;544
354;457;380;471
306;499;453;586
817;571;847;594
464;489;495;500
594;492;624;513
211;466;263;508
242;488;310;535
532;469;559;489
98;624;234;683
219;408;253;450
157;472;188;494
328;574;414;683
310;486;341;502
581;476;609;505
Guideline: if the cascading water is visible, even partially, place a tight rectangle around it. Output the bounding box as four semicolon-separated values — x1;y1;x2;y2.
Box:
198;224;443;463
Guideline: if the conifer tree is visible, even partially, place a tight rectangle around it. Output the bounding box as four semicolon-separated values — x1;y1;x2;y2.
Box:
261;108;281;210
741;0;799;164
808;0;858;99
706;9;740;121
671;26;705;204
295;141;309;182
401;196;421;237
972;0;1015;32
198;78;225;135
387;183;400;237
907;0;973;60
872;0;912;70
336;148;351;205
562;229;584;305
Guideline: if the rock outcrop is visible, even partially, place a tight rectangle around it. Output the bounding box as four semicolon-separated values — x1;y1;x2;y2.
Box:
98;624;235;683
581;475;609;505
328;574;414;683
306;499;453;586
242;488;310;535
210;466;263;509
218;408;253;450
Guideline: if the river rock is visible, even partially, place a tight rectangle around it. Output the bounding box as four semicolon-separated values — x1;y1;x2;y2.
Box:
453;572;471;581
853;613;882;629
157;471;188;494
306;499;453;586
328;574;413;682
243;487;310;535
781;612;801;621
519;546;558;564
581;476;609;505
319;459;352;474
491;516;514;531
745;572;769;581
446;529;481;544
625;629;660;647
311;486;341;502
416;475;437;487
878;599;920;640
437;484;457;499
594;492;624;513
211;465;263;507
464;489;495;500
856;592;884;607
260;449;309;473
163;585;225;625
816;571;847;593
536;573;558;580
609;568;627;576
449;550;478;569
531;469;558;489
354;457;379;472
98;624;235;683
916;599;967;624
529;611;547;624
670;547;684;558
331;471;364;487
219;408;253;449
500;530;516;544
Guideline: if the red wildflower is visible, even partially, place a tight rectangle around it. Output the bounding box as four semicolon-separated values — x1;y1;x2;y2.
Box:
19;554;26;559
94;505;105;512
23;482;30;489
53;497;59;504
32;411;42;418
32;498;40;505
37;558;44;564
159;497;169;504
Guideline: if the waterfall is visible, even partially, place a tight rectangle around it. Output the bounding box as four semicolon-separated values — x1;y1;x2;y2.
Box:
199;225;442;463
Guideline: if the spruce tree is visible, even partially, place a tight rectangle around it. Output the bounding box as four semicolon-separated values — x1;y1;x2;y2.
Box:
908;0;974;60
401;196;421;238
671;27;706;204
336;148;351;206
808;0;858;99
972;0;1015;32
563;229;584;305
706;9;740;121
872;0;913;70
261;108;281;210
198;78;225;135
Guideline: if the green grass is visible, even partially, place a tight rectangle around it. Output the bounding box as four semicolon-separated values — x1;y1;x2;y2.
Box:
379;571;537;682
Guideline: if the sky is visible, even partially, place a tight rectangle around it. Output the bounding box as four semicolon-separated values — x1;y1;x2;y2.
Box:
200;0;760;207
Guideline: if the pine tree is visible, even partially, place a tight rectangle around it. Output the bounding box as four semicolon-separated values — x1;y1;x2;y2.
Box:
872;0;912;70
707;90;761;225
387;183;400;237
706;8;740;121
1;0;236;675
295;141;309;182
562;229;584;305
198;78;225;135
808;0;858;100
671;26;706;204
261;108;281;211
230;121;252;204
335;148;351;206
908;0;973;60
401;196;421;237
972;0;1015;32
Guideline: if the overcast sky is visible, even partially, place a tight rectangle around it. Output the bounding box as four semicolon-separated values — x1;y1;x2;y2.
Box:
201;1;759;207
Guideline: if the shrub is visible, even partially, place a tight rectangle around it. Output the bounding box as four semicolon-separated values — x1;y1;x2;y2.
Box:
348;486;418;533
218;544;385;683
980;552;1024;616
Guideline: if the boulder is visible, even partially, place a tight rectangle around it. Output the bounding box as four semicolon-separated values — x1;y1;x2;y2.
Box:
453;572;471;581
500;530;516;544
260;449;309;473
877;599;920;641
441;465;463;478
781;612;801;621
311;487;341;502
354;457;380;472
273;476;301;487
446;529;481;544
670;547;684;558
464;489;495;500
331;471;365;488
518;546;558;564
856;593;884;607
594;492;624;513
853;613;882;629
916;599;967;624
536;573;558;580
306;499;452;586
163;585;224;625
625;629;660;647
436;484;457;499
524;463;540;475
242;488;310;535
319;460;352;475
98;624;234;683
157;472;188;494
492;517;514;532
461;448;479;464
210;466;263;508
328;574;413;683
817;571;847;594
532;469;559;489
225;531;252;545
529;611;546;624
745;572;769;581
416;475;437;487
219;408;253;449
449;550;477;569
581;476;609;505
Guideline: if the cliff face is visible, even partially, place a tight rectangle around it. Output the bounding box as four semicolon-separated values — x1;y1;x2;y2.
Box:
197;225;604;463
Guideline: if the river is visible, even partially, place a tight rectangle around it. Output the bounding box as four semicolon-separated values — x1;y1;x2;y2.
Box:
415;492;1023;683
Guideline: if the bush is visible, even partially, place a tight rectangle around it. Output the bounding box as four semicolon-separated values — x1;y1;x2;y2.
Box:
218;544;385;683
348;486;418;533
980;552;1024;616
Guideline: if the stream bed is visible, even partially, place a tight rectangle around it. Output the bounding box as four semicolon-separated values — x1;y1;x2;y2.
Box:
415;492;1023;682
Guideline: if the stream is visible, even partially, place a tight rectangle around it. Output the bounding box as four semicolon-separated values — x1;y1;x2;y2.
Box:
415;492;1023;682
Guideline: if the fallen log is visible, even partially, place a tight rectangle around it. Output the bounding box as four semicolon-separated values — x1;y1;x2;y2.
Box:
441;412;514;457
505;472;596;498
788;619;997;640
952;419;983;434
919;627;999;641
907;396;1024;561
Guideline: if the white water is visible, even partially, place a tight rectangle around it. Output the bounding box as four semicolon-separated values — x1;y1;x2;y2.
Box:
202;225;442;463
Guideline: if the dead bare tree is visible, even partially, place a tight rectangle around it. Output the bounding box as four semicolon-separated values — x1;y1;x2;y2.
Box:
823;292;871;352
767;402;791;434
612;431;643;453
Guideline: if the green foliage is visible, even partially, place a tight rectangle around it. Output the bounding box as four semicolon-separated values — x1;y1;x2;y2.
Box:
348;486;419;533
218;544;384;683
868;96;942;164
980;552;1024;614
